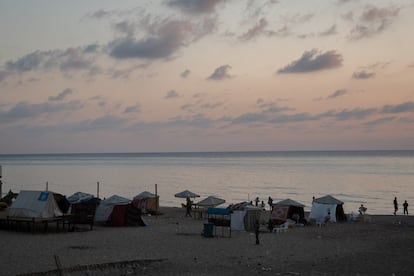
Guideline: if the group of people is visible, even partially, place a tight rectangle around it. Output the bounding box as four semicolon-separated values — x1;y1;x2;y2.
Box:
253;196;274;211
393;197;409;215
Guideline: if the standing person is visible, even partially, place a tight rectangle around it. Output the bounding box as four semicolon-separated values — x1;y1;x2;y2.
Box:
186;197;192;217
268;196;273;210
255;197;259;207
403;200;408;215
393;197;398;215
254;219;260;245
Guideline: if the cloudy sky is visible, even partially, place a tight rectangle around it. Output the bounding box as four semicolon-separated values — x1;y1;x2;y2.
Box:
1;0;414;154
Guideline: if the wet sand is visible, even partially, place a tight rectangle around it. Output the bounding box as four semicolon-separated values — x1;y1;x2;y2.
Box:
1;207;414;275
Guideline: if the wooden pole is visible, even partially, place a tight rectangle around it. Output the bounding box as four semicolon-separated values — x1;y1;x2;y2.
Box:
54;254;64;276
0;165;2;198
155;183;159;216
97;181;99;198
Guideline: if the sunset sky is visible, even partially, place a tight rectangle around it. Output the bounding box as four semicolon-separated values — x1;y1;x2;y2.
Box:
1;0;414;154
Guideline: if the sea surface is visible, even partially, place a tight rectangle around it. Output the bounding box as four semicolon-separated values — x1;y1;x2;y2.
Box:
0;151;413;215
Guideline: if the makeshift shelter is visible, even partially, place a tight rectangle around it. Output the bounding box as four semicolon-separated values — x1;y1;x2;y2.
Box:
132;191;159;214
271;198;306;224
67;192;100;230
8;190;64;218
94;195;146;227
228;202;262;231
309;195;346;223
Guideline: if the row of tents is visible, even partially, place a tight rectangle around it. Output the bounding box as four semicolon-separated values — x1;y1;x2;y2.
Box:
0;190;161;227
226;195;346;231
1;188;347;230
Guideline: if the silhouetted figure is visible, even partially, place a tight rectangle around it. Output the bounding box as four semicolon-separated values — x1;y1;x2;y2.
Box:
186;197;192;217
394;197;398;215
359;204;367;216
268;196;273;210
254;219;260;245
403;200;408;215
255;197;259;207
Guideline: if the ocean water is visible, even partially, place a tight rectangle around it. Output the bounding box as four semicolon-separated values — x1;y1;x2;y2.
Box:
0;151;413;215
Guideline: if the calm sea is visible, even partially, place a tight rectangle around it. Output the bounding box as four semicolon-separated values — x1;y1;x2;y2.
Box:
0;151;413;215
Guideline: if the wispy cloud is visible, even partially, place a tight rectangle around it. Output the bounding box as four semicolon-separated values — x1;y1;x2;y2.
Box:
348;5;400;40
381;102;414;114
48;88;74;101
165;90;180;99
277;49;343;74
352;70;375;79
181;69;191;78
327;89;348;99
124;104;141;114
207;65;233;80
239;18;269;41
166;0;225;15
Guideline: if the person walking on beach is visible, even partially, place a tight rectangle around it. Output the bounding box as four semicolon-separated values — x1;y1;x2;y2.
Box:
403;200;408;215
393;197;398;215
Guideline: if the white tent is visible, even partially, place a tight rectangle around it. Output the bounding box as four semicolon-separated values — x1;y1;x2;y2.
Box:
231;210;247;231
94;195;131;223
309;195;344;223
8;190;63;218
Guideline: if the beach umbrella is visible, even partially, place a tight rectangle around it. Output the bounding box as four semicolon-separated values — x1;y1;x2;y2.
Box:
174;189;200;198
196;196;225;207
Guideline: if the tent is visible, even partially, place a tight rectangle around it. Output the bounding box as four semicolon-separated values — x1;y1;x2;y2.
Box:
94;195;130;225
309;195;346;223
271;198;306;224
8;190;64;218
67;192;100;229
228;202;262;231
67;192;95;204
132;191;159;214
95;195;146;227
196;196;225;208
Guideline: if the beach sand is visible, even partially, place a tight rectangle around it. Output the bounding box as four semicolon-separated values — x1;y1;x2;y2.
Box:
1;207;414;275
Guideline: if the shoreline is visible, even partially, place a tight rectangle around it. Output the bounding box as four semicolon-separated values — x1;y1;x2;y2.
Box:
1;207;414;275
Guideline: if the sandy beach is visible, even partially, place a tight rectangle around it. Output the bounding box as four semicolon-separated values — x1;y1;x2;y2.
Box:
1;207;414;276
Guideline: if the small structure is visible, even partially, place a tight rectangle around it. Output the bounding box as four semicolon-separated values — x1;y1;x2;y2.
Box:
133;191;159;215
309;195;346;223
207;207;231;237
67;192;100;230
271;198;306;225
6;190;68;232
228;202;262;231
94;195;146;227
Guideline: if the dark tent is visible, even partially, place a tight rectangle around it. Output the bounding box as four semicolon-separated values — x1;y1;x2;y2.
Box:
271;198;306;225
